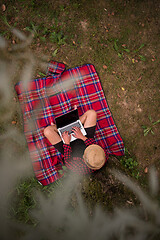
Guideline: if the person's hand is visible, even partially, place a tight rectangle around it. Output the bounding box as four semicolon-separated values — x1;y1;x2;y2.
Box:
62;131;71;145
72;127;87;141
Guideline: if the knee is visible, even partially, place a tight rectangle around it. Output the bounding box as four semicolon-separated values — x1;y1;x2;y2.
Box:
87;109;97;118
44;126;51;138
44;125;56;138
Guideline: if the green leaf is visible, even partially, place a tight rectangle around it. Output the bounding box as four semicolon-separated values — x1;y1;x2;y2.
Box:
123;48;130;53
2;16;11;27
38;72;46;77
148;115;152;122
114;40;118;51
139;43;145;50
31;23;38;34
134;43;145;53
136;172;140;179
25;26;33;32
40;36;46;42
139;55;146;61
144;128;150;136
52;48;58;57
62;165;67;170
118;52;123;58
58;170;63;175
142;125;147;129
151;130;154;135
42;27;49;35
0;31;8;36
153;119;160;125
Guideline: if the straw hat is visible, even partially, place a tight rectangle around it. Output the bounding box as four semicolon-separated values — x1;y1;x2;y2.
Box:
83;144;106;170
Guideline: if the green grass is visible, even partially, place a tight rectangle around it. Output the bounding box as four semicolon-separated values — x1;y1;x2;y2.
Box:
9;176;64;224
1;0;160;229
120;149;140;179
10;178;38;224
142;116;160;136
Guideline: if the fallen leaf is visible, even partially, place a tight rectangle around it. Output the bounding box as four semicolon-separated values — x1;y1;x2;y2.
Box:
137;76;142;81
103;65;108;69
121;87;125;91
122;44;126;47
72;40;76;45
12;40;16;44
132;58;135;63
112;71;116;74
106;29;109;32
117;93;121;98
144;167;148;173
2;4;6;11
12;121;16;125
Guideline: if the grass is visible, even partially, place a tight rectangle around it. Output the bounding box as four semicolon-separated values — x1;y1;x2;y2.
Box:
0;0;160;229
10;178;38;224
120;149;140;179
142;116;160;136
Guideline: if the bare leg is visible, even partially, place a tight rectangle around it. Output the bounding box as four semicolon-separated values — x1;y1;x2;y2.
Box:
79;109;97;128
44;124;62;145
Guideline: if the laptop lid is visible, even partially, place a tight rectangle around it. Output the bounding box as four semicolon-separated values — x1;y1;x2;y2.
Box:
55;109;79;129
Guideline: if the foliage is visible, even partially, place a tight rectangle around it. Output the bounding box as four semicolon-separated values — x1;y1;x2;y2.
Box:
142;116;160;136
0;0;160;238
10;178;38;224
120;149;140;179
49;31;67;45
58;165;68;175
24;22;67;45
112;38;146;62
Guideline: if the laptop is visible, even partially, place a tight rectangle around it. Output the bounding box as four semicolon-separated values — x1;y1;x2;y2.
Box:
55;109;87;143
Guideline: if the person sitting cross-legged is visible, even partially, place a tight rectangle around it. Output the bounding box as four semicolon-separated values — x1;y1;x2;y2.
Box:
44;109;108;174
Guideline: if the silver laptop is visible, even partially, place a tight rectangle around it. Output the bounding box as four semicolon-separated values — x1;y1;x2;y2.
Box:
55;109;87;143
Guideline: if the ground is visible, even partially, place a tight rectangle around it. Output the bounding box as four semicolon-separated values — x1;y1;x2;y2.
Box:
0;0;160;224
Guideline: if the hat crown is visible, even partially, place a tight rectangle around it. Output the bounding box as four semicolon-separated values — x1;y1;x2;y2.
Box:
84;144;105;170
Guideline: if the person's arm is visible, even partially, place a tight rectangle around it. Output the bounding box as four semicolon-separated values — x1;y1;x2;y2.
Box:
84;137;96;146
63;144;72;163
72;127;88;141
62;131;72;163
72;126;96;145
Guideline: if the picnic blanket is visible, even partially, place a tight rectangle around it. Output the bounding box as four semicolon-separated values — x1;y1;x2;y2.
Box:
15;61;125;186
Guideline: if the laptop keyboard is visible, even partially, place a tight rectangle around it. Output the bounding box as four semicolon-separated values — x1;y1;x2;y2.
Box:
60;122;81;135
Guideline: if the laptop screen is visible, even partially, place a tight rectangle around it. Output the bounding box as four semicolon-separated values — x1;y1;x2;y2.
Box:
55;109;79;128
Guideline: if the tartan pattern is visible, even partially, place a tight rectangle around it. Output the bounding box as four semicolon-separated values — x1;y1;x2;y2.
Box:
63;143;93;174
15;61;125;186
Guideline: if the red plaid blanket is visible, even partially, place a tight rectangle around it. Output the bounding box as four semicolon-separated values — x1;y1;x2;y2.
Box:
15;61;124;185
